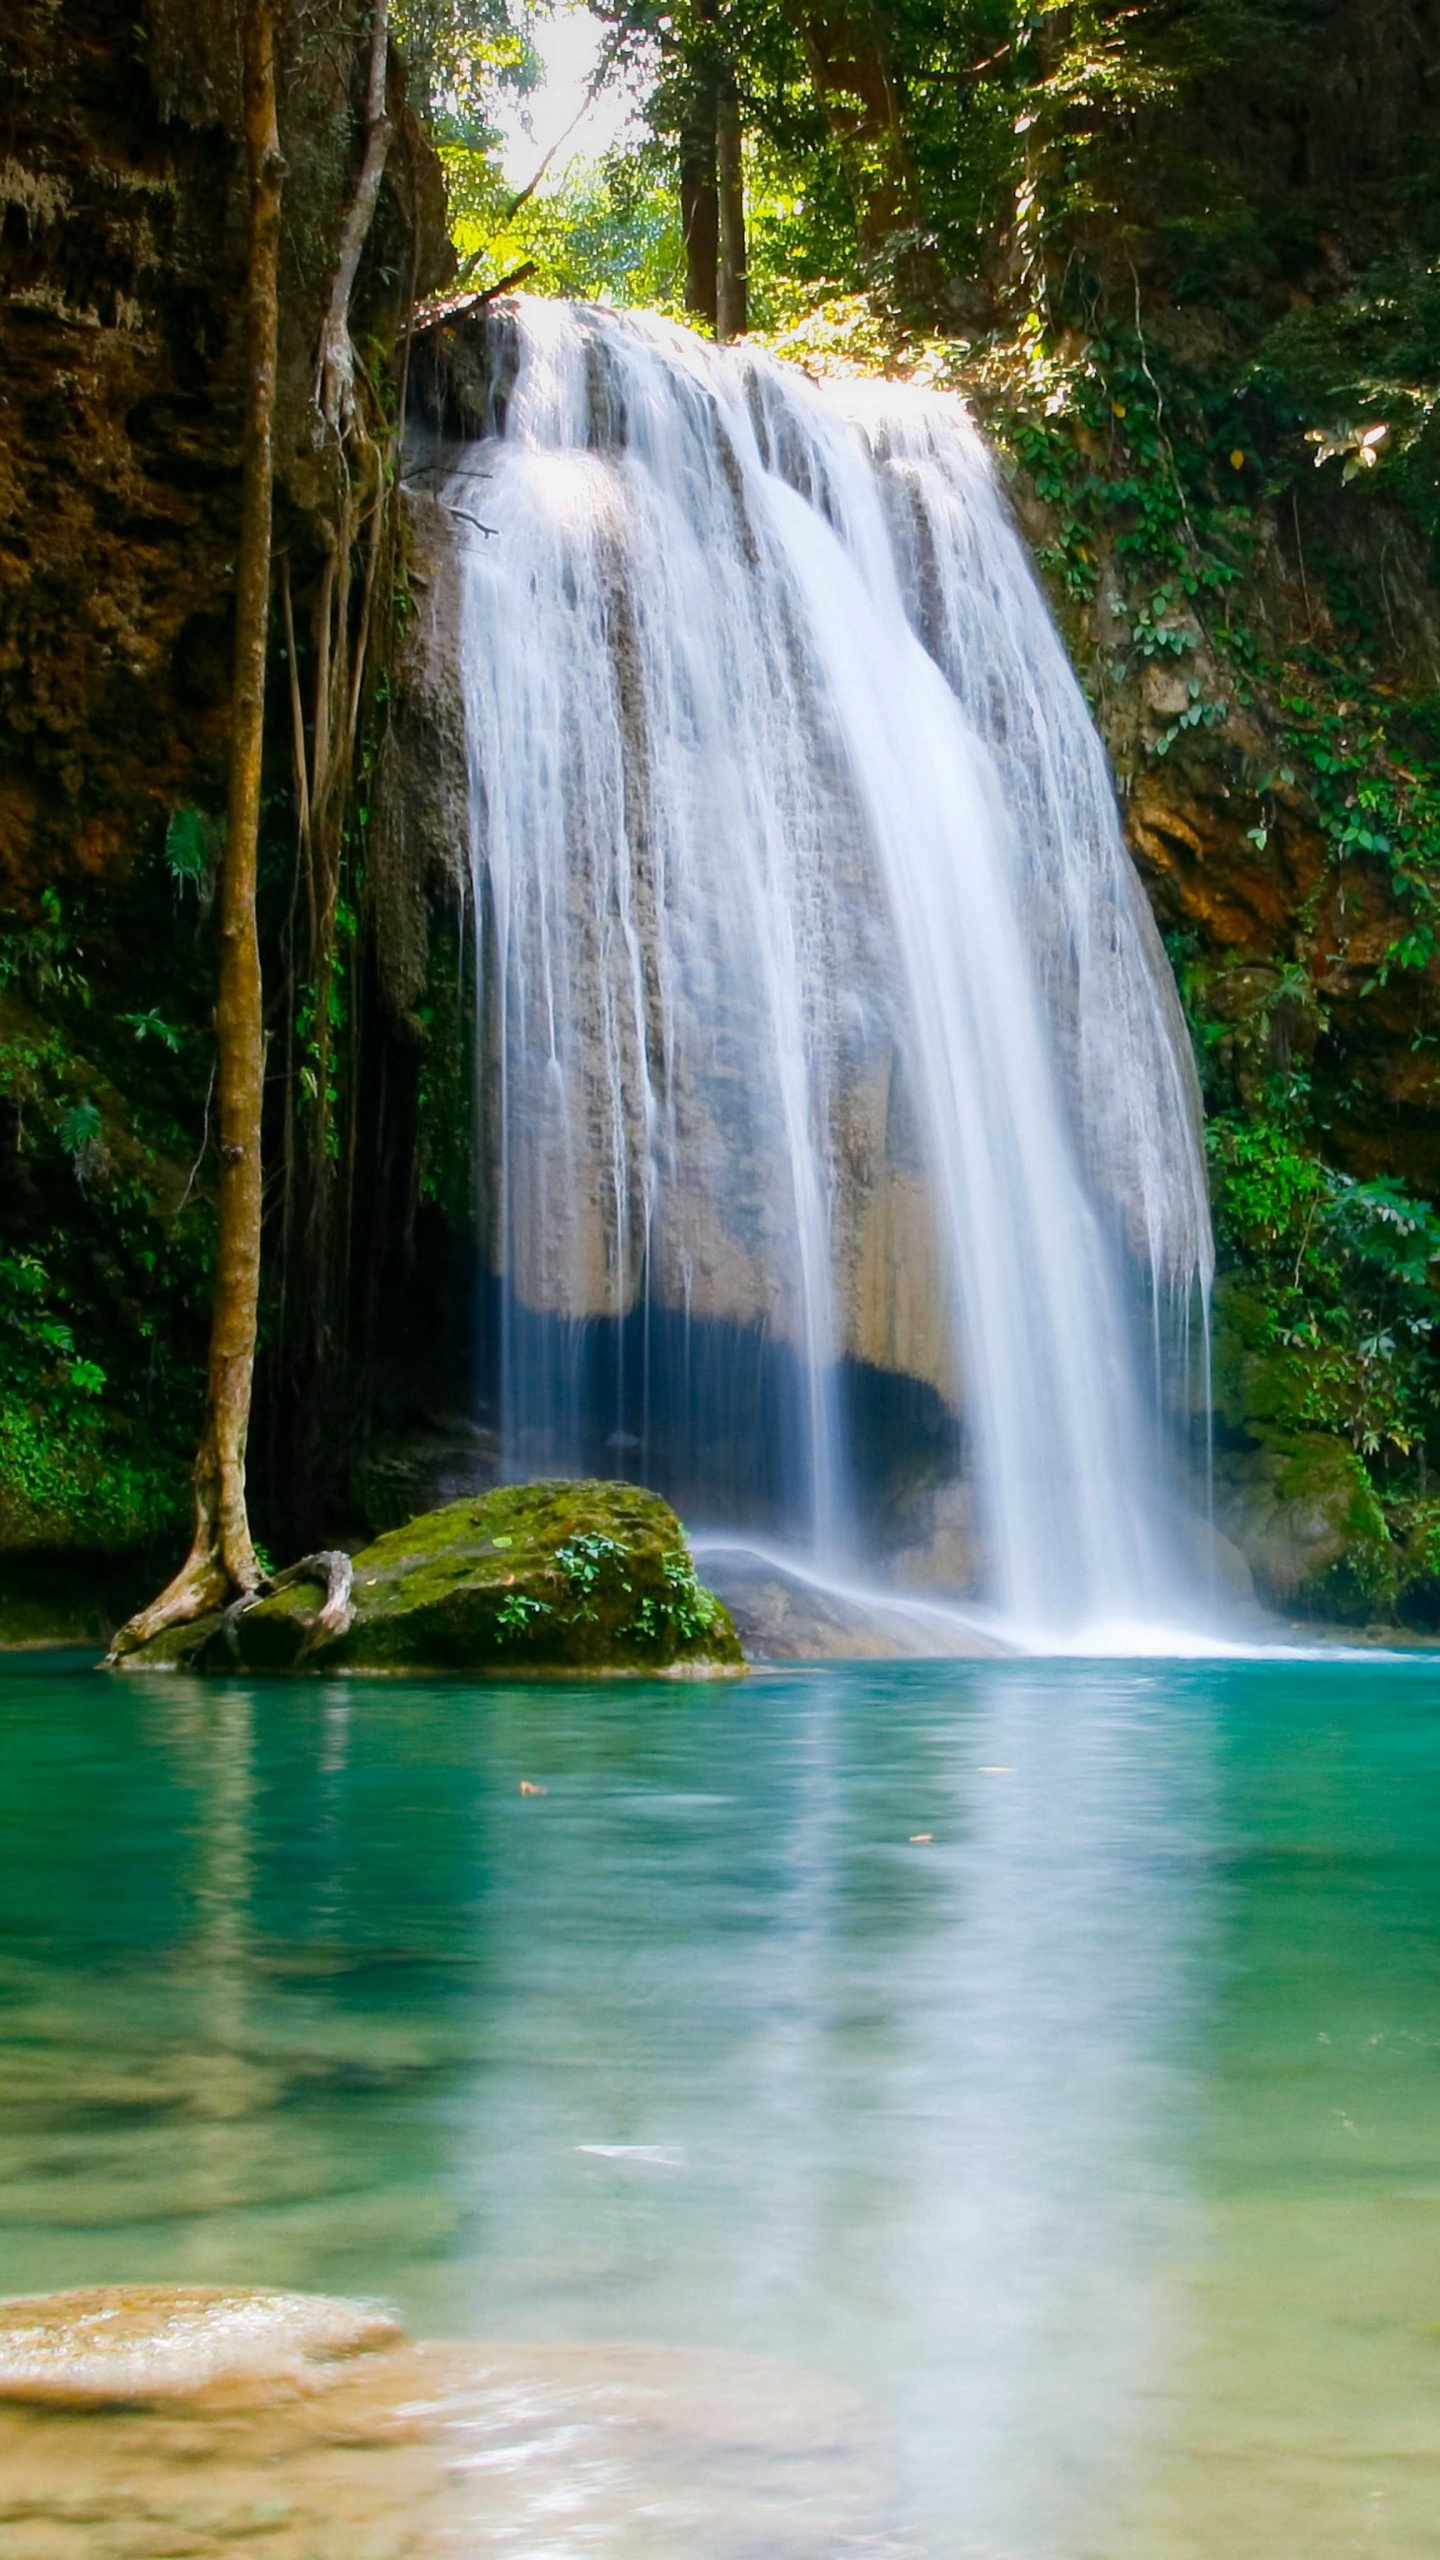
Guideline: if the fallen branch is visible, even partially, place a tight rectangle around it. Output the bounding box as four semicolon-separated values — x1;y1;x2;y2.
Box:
407;262;538;336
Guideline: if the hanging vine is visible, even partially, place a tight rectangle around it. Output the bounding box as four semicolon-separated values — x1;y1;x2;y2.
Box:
274;0;418;1535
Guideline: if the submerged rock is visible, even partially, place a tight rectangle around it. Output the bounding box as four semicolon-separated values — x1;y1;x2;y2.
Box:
0;2285;401;2410
0;2286;893;2556
116;1481;744;1679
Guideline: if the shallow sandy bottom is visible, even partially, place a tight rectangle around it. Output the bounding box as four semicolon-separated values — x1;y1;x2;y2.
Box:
0;2288;900;2559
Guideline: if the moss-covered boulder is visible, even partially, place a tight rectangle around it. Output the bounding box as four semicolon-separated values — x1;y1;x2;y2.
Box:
1214;1431;1397;1620
116;1482;745;1679
1391;1499;1440;1631
1207;1278;1401;1622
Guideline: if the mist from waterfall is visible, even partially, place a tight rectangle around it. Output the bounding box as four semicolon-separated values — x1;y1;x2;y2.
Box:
446;297;1213;1641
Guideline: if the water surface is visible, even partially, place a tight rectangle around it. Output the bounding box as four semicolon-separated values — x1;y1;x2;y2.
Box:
1;1651;1437;2554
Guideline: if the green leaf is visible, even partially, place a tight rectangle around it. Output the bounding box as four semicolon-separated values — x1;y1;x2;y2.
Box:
120;1008;183;1052
58;1099;102;1159
164;805;218;887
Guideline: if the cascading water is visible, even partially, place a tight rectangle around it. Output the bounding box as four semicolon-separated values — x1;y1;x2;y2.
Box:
441;296;1213;1640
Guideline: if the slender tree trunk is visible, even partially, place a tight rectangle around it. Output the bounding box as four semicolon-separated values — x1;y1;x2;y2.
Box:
276;0;408;1546
680;74;720;330
108;0;282;1659
715;73;747;340
317;0;392;430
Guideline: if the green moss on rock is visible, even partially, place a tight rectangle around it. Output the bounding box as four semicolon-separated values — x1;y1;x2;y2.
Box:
1391;1499;1440;1631
1215;1430;1397;1621
116;1481;745;1678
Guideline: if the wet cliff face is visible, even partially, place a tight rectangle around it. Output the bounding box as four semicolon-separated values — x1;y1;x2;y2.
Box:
0;3;247;905
1104;520;1440;1199
0;0;451;910
0;0;454;1575
1012;0;1440;1192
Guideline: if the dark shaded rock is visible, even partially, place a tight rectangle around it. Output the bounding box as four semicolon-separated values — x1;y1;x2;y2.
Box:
0;1555;147;1649
116;1481;744;1678
349;1413;500;1537
0;0;452;909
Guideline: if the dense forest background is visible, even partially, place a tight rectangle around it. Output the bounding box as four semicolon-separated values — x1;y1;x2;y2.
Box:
3;0;1440;1630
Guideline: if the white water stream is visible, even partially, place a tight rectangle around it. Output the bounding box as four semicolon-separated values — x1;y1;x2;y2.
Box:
448;298;1212;1639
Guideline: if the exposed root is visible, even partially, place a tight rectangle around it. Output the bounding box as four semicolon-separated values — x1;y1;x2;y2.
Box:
216;1547;354;1665
287;1547;354;1656
105;1432;265;1665
104;1548;231;1664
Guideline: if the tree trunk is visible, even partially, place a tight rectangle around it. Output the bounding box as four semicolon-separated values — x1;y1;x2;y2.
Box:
317;0;392;431
715;74;747;340
107;0;282;1660
785;0;933;298
680;74;720;330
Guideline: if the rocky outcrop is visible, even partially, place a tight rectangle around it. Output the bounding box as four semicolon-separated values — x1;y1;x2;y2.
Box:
1002;462;1440;1202
0;0;450;912
1208;1277;1404;1621
697;1543;1008;1659
1215;1433;1397;1621
116;1480;745;1677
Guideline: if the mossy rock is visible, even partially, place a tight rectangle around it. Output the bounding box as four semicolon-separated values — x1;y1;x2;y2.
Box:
1390;1498;1440;1631
1209;1279;1318;1437
1214;1429;1396;1621
117;1482;745;1679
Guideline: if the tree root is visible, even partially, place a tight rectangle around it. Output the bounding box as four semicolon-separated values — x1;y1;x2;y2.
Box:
106;1543;353;1671
216;1548;355;1666
104;1550;233;1664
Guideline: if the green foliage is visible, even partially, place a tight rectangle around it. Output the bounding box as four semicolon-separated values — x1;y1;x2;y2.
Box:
163;805;222;893
455;144;686;309
120;1009;185;1052
625;1547;721;1649
395;0;538;153
495;1588;549;1636
0;863;215;1554
0;886;80;999
550;1527;635;1623
554;1530;632;1591
1206;1120;1440;1463
57;1098;103;1164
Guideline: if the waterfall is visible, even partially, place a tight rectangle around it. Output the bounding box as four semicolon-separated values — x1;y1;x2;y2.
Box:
443;296;1213;1639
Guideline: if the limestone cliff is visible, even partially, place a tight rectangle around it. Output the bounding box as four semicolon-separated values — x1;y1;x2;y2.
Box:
1;0;449;909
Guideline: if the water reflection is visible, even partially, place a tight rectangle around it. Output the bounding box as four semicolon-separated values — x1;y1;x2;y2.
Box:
4;1655;1435;2555
0;1659;1220;2553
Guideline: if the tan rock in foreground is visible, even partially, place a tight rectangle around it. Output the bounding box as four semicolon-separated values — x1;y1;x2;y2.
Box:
0;2286;895;2559
0;2284;403;2409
